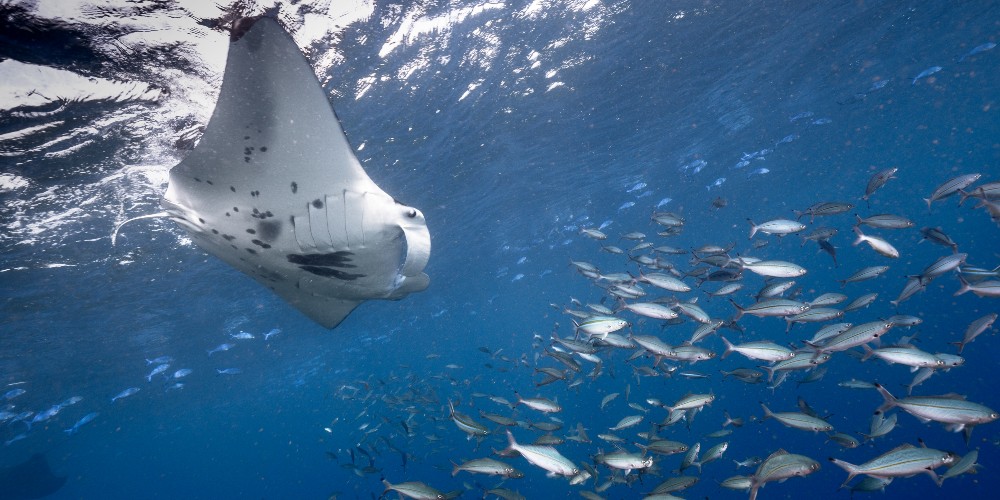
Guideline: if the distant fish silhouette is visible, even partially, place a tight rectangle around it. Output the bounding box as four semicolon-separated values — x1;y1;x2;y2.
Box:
0;453;67;499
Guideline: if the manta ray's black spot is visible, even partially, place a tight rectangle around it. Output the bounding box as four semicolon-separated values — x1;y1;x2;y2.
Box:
222;234;236;241
244;147;252;155
258;220;281;240
211;229;219;234
206;180;214;185
252;190;260;197
194;177;202;182
230;186;236;192
251;239;271;249
312;199;323;209
244;135;250;140
246;228;256;234
260;146;268;152
298;266;364;280
287;252;355;267
225;212;231;217
232;207;239;213
244;156;250;163
246;248;257;255
290;182;298;194
198;217;206;224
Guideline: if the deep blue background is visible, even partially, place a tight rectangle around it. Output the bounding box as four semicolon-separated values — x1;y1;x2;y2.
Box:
1;1;998;498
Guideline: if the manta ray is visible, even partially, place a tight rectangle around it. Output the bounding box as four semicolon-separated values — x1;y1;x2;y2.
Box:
124;16;431;328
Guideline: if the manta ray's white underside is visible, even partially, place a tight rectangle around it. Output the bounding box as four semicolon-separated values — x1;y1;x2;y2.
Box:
161;17;430;328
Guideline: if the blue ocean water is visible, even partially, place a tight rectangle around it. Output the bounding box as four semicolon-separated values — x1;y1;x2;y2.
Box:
1;1;998;498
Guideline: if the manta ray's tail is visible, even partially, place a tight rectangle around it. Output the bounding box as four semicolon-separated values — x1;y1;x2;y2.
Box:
111;212;169;246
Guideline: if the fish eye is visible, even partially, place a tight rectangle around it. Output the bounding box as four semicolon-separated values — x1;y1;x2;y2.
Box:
406;208;417;218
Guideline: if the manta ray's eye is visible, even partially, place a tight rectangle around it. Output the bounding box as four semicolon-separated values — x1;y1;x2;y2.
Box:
406;209;417;218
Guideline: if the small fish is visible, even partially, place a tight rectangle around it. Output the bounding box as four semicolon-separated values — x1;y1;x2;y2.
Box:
145;356;173;365
760;403;833;432
30;405;62;425
64;412;99;435
504;430;578;476
626;182;647;192
864;168;897;202
776;133;799;145
216;368;242;375
925;173;981;208
911;65;943;85
381;479;445;500
146;364;170;382
207;343;234;356
451;458;523;478
230;331;254;340
748;449;820;500
852;227;899;258
789;111;814;122
263;328;281;340
173;369;193;379
952;313;997;353
959;42;996;61
867;79;890;92
111;387;140;402
3;388;26;400
830;443;953;486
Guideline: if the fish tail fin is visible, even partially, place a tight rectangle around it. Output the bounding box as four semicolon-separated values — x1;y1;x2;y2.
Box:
860;344;875;362
748;480;761;500
728;298;744;321
451;460;461;477
958;189;972;206
746;218;757;239
759;402;773;419
852;226;865;246
923;197;933;210
759;365;776;383
954;276;972;296
873;382;898;413
828;457;859;488
504;429;517;451
380;478;392;493
719;336;734;359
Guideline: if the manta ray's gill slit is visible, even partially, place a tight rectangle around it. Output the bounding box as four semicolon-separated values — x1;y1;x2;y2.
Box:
311;199;323;209
230;186;236;192
246;228;256;234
